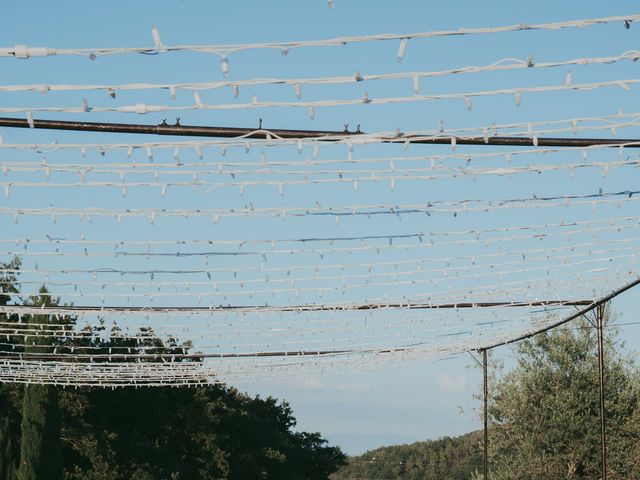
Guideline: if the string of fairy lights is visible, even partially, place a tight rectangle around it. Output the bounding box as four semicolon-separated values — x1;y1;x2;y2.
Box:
1;48;639;97
1;14;636;61
1;13;639;386
3;77;640;118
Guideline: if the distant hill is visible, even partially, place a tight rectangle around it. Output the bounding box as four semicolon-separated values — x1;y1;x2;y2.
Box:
330;430;482;480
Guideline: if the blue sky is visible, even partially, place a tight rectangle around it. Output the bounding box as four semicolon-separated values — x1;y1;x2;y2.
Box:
1;0;640;455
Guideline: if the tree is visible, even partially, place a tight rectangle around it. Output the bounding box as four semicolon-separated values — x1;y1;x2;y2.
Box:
0;388;19;480
16;288;63;480
59;384;345;480
331;431;482;480
0;257;23;480
0;256;20;307
15;384;62;480
0;257;345;480
485;306;640;479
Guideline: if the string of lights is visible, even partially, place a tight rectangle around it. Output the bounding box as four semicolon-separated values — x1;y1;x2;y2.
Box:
2;77;639;117
2;269;635;319
0;14;635;62
5;251;638;301
2;190;638;226
0;49;638;98
2;158;638;194
2;12;640;387
1;215;636;249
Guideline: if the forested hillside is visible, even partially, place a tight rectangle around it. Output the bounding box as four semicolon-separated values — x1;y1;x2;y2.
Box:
330;431;482;480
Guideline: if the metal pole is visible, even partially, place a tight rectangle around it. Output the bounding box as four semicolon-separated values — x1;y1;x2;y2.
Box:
0;116;357;139
596;304;608;480
3;115;640;147
0;299;592;315
484;276;640;350
483;348;489;480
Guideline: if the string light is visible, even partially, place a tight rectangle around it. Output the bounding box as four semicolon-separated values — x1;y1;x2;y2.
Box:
3;77;639;115
1;189;637;223
1;14;636;60
3;157;639;193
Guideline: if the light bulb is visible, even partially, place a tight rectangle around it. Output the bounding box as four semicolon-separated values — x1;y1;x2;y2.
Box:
151;26;163;49
565;70;573;87
220;56;229;77
397;38;408;63
412;76;420;95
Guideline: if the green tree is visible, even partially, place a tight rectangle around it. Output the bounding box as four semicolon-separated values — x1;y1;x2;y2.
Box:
331;431;482;480
16;384;62;480
0;390;19;480
485;307;640;479
0;257;23;480
16;288;63;480
60;384;345;480
0;257;345;480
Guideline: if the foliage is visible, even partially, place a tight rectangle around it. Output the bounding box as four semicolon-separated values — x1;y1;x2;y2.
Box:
16;384;63;480
0;256;20;307
0;385;20;480
55;383;344;480
484;309;640;479
330;431;482;480
0;257;346;480
0;381;346;480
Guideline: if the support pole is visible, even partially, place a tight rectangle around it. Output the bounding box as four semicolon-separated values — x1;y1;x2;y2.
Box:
596;304;608;480
484;276;640;350
482;348;489;480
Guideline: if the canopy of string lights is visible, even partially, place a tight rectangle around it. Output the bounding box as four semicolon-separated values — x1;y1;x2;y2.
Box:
1;13;639;387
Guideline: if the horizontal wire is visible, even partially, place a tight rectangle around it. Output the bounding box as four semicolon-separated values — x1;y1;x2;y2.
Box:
1;14;636;58
2;77;638;115
2;215;636;248
2;190;638;223
5;145;638;177
2;158;637;193
0;49;637;97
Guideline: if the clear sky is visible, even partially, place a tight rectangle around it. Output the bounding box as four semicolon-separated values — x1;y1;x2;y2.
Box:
1;0;639;455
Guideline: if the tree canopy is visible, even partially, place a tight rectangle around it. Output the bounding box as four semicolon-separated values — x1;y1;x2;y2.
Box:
0;257;346;480
484;309;640;479
330;431;482;480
